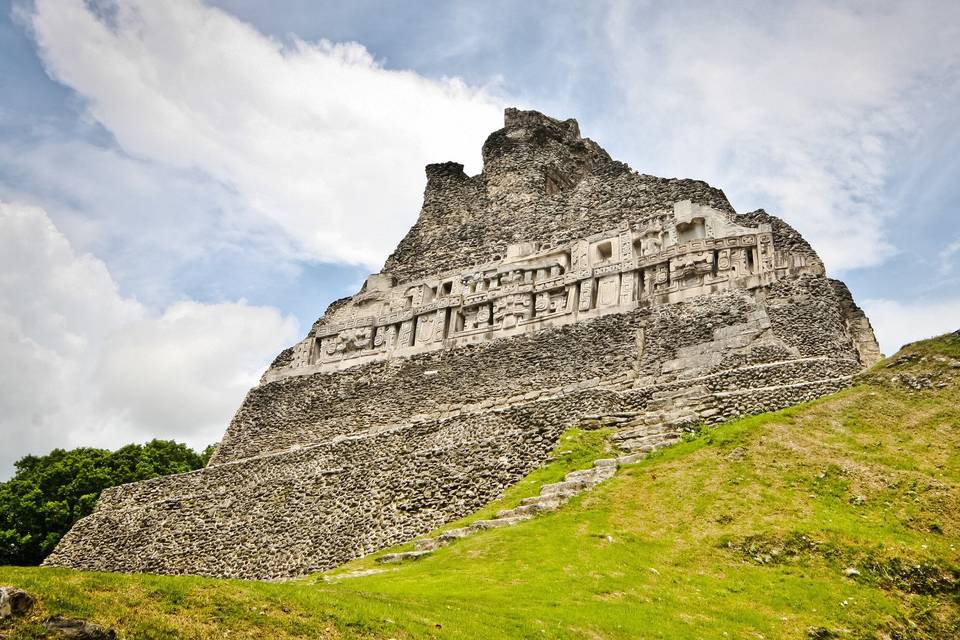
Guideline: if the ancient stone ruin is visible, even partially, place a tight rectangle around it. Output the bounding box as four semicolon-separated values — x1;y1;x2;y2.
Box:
45;109;881;580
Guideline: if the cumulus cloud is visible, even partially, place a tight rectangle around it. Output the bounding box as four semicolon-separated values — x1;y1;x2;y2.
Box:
0;202;298;478
25;0;504;268
601;0;960;274
97;300;296;440
0;133;300;309
861;298;960;356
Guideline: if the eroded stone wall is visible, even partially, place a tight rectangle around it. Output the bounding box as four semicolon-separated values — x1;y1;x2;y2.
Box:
216;307;645;463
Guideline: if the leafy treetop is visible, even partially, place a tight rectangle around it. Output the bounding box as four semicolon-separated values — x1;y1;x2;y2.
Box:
0;440;212;566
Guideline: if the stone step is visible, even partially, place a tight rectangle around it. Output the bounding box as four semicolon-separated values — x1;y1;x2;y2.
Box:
565;468;603;481
614;424;677;440
619;425;677;440
470;516;530;531
616;453;645;465
617;437;670;451
414;537;446;552
590;465;617;481
439;527;473;542
495;502;554;519
618;434;681;451
377;550;432;564
612;428;646;441
620;440;663;453
593;458;618;468
540;478;594;495
661;410;698;425
621;440;675;454
519;495;566;508
616;416;645;427
543;488;583;500
615;432;681;448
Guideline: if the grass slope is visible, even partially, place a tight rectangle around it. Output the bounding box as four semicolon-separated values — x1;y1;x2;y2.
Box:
2;334;959;639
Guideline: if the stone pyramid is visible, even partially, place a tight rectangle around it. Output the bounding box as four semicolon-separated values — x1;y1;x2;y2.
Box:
45;109;881;580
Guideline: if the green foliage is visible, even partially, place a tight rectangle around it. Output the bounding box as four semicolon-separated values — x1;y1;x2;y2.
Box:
0;440;209;566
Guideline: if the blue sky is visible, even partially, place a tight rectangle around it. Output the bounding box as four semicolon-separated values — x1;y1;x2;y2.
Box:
1;0;958;477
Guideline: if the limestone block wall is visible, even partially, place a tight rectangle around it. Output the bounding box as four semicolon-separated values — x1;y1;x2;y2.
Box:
220;274;864;463
46;412;562;579
829;279;884;363
215;308;646;463
43;362;854;580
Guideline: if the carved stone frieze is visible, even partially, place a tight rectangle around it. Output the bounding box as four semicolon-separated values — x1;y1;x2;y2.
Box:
264;200;825;380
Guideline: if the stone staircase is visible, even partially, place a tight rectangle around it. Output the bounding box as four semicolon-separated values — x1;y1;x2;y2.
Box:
376;421;682;564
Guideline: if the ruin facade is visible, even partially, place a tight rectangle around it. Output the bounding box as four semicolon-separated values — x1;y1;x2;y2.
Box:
45;109;881;580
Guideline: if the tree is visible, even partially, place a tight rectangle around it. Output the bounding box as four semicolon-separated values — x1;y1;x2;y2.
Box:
0;440;210;566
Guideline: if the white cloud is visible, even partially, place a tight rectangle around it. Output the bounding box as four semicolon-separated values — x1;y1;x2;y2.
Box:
26;0;504;268
97;300;296;442
0;202;298;478
0;134;300;308
861;298;960;356
939;237;960;275
601;0;960;274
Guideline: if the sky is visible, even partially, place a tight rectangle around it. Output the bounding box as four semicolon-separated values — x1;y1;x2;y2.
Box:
1;0;958;478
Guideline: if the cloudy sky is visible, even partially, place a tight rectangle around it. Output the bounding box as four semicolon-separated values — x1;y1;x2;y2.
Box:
1;0;958;478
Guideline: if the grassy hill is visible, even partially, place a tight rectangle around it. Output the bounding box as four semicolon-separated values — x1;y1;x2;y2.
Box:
2;333;959;639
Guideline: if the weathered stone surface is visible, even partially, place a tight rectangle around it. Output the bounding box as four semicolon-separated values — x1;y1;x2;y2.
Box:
44;108;881;580
43;616;116;640
0;586;33;619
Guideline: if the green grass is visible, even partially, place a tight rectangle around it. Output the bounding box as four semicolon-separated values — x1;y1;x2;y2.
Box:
3;333;960;639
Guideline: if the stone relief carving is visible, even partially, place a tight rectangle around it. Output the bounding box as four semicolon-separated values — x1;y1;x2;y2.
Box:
578;279;594;312
597;275;620;308
494;293;533;329
323;326;373;357
398;320;414;348
619;271;635;306
271;200;823;378
415;315;435;344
